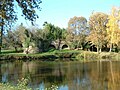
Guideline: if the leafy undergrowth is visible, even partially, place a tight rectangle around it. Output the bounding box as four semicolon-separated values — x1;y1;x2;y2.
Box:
0;78;58;90
0;78;32;90
75;51;99;60
76;51;120;61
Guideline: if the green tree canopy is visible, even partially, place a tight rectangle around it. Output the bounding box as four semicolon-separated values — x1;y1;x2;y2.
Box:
0;0;42;53
0;0;42;26
67;16;88;49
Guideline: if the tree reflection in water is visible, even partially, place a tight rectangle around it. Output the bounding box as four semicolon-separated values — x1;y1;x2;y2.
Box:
0;60;120;90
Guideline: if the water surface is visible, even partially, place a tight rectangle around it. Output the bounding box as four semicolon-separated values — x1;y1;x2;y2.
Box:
0;60;120;90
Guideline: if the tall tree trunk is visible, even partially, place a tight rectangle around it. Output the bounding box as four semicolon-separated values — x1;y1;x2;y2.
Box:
42;40;44;52
97;45;99;52
99;48;102;52
0;30;2;53
0;19;3;54
109;43;112;52
15;46;18;52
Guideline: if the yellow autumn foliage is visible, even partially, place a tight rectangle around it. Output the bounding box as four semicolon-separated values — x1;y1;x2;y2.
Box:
106;7;120;46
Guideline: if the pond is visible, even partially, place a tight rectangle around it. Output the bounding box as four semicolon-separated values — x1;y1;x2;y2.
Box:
0;60;120;90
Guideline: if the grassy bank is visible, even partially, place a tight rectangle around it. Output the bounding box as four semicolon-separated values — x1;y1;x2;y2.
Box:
76;51;120;61
0;50;80;60
0;49;120;61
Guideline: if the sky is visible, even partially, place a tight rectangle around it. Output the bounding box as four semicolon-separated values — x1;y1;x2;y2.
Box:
16;0;120;29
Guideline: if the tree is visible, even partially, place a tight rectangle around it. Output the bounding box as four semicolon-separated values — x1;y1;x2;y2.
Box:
43;22;56;41
0;0;42;53
54;27;67;50
67;16;88;49
3;24;33;52
31;22;56;52
6;30;22;51
87;12;108;52
43;22;66;50
14;24;31;48
106;7;120;52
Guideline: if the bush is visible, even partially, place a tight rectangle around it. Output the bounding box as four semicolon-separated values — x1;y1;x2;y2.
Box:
55;51;79;58
76;52;99;60
75;53;84;60
45;85;58;90
0;78;59;90
0;78;32;90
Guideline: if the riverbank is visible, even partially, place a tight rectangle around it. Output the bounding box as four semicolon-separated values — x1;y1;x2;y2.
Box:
0;50;80;60
0;50;120;61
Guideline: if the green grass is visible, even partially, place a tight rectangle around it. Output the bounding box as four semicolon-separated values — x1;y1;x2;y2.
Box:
1;50;17;54
1;49;120;61
0;49;82;60
1;49;81;56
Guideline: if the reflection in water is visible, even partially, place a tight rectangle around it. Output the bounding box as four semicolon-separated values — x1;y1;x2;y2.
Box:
0;60;120;90
2;71;8;83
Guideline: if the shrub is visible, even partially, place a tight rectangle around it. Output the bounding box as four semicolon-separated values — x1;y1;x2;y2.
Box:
76;52;99;60
75;53;84;60
0;78;32;90
0;78;59;90
55;51;79;58
45;85;58;90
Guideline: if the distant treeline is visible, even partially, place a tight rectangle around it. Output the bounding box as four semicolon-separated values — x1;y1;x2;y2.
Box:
2;7;120;53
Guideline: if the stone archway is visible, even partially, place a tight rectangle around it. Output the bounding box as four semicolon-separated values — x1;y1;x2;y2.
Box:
49;44;56;49
51;40;69;50
62;44;69;49
90;45;97;52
